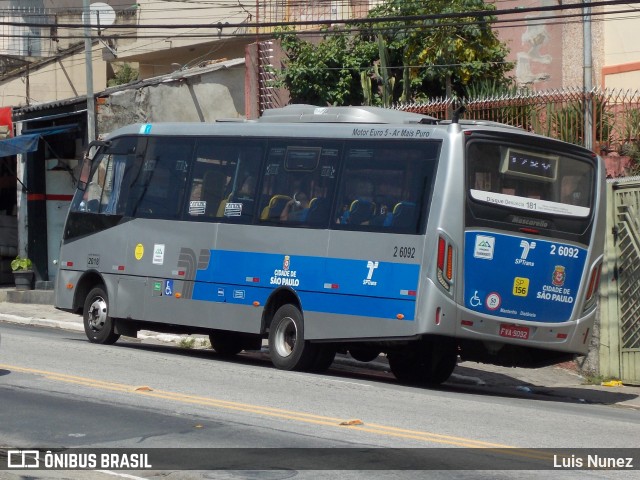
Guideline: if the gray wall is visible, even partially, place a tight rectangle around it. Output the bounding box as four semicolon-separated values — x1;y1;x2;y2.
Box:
97;59;246;134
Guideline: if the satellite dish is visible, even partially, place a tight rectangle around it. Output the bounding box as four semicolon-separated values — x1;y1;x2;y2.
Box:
83;2;116;29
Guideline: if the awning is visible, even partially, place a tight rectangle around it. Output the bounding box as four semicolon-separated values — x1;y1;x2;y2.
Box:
0;124;77;157
0;134;40;157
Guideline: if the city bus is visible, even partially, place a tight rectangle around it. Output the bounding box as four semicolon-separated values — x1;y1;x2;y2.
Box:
54;105;605;385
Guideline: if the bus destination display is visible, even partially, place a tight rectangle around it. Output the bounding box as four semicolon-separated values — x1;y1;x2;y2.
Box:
503;148;557;180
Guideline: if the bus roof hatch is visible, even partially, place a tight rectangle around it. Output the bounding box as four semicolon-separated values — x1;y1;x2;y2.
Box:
258;104;438;125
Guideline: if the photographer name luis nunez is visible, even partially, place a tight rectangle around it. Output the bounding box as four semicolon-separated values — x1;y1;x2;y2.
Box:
554;454;635;469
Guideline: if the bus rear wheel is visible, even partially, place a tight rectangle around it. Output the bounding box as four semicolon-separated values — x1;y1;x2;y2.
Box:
268;304;318;371
388;338;457;386
209;332;244;357
83;286;120;345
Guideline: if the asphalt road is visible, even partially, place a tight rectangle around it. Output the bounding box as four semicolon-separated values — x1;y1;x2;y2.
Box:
1;321;639;479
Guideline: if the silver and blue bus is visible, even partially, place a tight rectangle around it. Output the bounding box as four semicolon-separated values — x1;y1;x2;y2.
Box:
54;105;605;385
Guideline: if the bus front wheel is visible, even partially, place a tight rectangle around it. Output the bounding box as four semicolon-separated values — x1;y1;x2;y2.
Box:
268;304;317;371
83;286;120;345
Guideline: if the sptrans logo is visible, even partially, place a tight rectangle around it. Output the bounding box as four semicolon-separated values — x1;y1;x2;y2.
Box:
363;261;379;286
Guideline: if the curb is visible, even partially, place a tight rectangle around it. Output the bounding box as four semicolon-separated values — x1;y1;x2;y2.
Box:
0;312;200;345
0;313;84;333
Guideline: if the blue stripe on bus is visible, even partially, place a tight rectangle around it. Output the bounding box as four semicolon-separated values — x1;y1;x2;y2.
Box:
191;282;417;321
191;250;420;320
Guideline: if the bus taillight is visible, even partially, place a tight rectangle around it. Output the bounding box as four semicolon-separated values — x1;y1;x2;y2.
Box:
437;237;446;271
437;235;455;292
584;262;602;308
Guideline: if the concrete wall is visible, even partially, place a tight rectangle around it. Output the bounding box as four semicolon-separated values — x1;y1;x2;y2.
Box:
0;43;107;108
494;0;604;90
115;0;250;66
602;3;640;88
97;58;246;134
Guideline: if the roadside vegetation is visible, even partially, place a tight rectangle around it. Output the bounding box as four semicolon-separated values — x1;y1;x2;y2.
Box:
275;0;513;107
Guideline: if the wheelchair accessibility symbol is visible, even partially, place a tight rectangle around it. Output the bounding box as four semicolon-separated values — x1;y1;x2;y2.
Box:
469;290;482;308
164;280;173;297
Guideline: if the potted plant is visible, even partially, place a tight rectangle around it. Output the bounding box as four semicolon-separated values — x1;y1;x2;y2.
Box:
11;256;34;291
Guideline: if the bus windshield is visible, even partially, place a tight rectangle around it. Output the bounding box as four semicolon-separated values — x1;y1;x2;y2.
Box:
466;141;594;218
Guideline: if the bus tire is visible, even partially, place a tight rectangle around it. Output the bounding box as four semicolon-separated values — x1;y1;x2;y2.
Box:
268;304;317;371
388;339;457;386
349;346;381;363
209;332;244;357
83;286;120;345
309;345;336;373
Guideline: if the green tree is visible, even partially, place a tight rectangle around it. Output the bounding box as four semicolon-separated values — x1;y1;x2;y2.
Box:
107;63;138;87
368;0;513;100
276;0;513;106
277;28;376;106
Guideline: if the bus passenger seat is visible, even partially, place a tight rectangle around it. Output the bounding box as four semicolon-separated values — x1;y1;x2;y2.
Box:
260;195;292;221
306;197;330;225
201;171;226;216
392;202;417;228
216;193;232;217
348;199;376;225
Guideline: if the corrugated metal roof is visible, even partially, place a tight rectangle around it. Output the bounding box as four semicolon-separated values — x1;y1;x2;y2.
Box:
12;57;245;118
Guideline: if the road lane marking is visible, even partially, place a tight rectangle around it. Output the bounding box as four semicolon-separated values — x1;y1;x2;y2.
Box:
1;363;551;458
321;379;372;387
97;471;149;480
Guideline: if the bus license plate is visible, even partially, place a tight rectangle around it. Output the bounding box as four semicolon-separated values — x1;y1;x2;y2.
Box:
499;324;530;340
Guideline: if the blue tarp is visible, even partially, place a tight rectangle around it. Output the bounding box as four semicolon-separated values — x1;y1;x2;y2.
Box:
0;124;77;158
0;134;40;157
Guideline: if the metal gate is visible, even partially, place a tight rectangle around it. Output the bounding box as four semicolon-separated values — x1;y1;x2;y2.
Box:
601;179;640;385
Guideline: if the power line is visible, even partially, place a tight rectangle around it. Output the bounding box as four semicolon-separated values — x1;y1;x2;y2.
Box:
2;5;639;42
1;0;639;32
3;2;640;87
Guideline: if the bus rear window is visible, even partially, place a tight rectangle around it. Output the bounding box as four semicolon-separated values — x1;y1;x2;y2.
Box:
467;141;594;218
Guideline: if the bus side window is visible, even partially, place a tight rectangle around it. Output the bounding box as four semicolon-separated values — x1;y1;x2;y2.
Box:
187;168;227;218
202;171;227;216
72;153;112;214
186;141;264;222
335;142;437;234
128;137;192;219
258;141;339;227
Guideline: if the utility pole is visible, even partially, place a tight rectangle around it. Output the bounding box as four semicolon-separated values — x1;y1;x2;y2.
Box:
583;1;593;151
83;0;96;144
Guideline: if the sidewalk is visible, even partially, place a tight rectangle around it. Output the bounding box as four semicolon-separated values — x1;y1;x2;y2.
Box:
1;288;639;410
